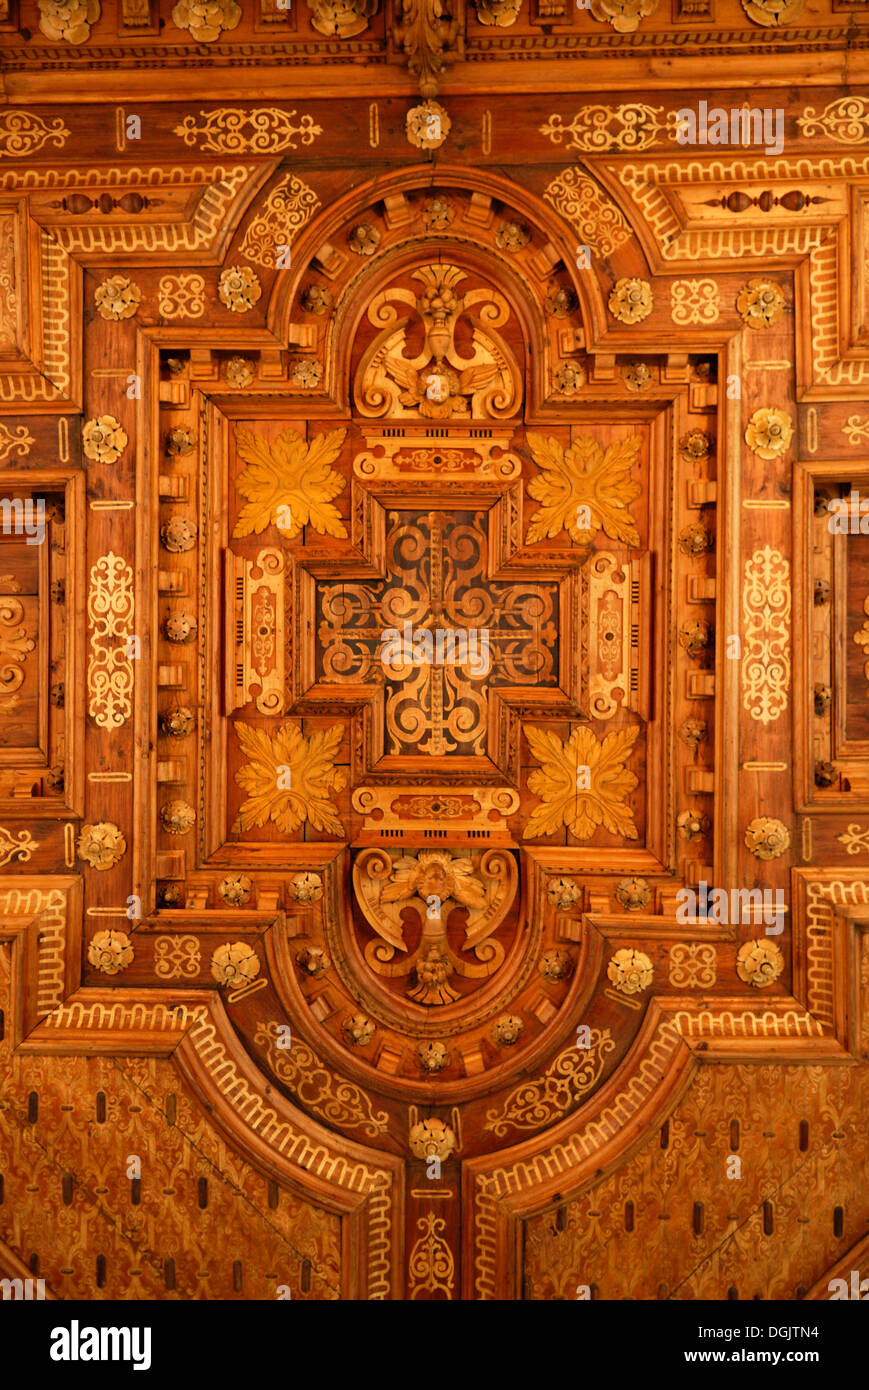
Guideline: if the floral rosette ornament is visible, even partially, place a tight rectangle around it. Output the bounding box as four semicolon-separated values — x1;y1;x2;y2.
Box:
94;275;141;322
744;407;793;460
736;278;785;329
82;415;128;465
77;821;127;870
210;941;261;988
607;947;653;994
608;276;653;324
736;938;784;988
37;0;100;44
171;0;241;41
88;930;134;976
218;265;262;313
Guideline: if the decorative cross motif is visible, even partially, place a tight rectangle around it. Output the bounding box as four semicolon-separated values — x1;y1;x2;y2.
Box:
316;507;559;757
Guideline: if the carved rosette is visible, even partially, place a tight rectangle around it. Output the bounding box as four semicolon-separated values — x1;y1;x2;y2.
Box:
218;265;262;313
418;1041;449;1072
343;1014;376;1046
677;809;709;841
95;275;141;321
160;799;196;835
679;429;713;461
77;821;127;870
348;223;381;256
307;0;379;37
297;944;331;978
38;0;100;43
615;877;651;911
547;876;581;909
737;279;786;329
589;0;658;31
87;930;134;976
608;277;653;324
736;939;784;988
679;523;713;557
164;611;197;643
607;948;653;994
679;717;707;751
224;357;255;388
161;517;197;553
161;706;195;738
218;873;252;906
741;0;805;24
744;408;793;459
211;942;261;987
290;872;323;903
406;101;451;151
474;0;521;21
301;286;332;316
744;817;790;860
492;1014;523;1045
171;0;241;40
82;416;128;465
539;948;573;982
409;1118;456;1161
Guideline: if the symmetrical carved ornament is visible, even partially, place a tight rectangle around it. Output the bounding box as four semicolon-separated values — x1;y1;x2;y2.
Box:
392;0;461;98
232;720;348;836
409;1117;456;1160
524;724;639;842
353;848;518;1004
355;264;520;420
525;431;641;547
852;594;869;689
233;426;347;539
0;597;34;713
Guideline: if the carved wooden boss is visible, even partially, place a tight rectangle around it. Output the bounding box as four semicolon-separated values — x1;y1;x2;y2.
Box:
1;0;869;1301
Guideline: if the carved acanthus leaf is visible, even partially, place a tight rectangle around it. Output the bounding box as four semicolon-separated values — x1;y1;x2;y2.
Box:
232;425;347;540
392;0;462;98
524;432;641;547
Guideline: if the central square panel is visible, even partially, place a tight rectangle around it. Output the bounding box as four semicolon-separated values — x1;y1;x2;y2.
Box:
315;505;560;758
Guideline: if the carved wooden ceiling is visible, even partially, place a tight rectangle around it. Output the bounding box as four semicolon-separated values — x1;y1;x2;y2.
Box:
1;0;869;1309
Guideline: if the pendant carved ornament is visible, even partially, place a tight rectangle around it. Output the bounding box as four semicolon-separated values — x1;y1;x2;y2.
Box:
354;264;521;421
353;848;518;1004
